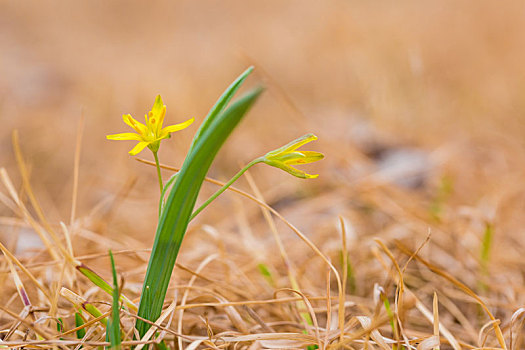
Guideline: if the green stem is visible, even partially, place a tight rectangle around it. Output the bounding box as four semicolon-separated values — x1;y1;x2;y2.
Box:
190;158;263;220
159;173;179;217
153;151;163;194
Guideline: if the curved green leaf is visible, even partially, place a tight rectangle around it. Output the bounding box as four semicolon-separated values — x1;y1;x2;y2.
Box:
188;66;254;153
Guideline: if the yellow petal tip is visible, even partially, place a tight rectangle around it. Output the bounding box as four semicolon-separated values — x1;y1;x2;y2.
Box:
307;133;318;140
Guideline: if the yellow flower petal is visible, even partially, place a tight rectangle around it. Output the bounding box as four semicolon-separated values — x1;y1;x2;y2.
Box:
276;151;306;163
284;151;324;165
106;133;143;141
123;114;147;135
157;106;166;129
282;133;317;153
148;95;167;133
267;160;318;179
151;95;164;119
303;173;319;179
266;134;317;158
128;141;149;156
160;118;195;136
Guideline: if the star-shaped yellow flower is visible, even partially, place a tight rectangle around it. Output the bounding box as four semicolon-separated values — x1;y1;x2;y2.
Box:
107;95;194;155
262;133;324;179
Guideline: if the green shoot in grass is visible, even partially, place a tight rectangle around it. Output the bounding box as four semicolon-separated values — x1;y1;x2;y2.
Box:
257;263;276;288
380;291;401;350
480;221;493;273
56;317;65;341
76;263;136;311
107;250;121;350
478;221;494;292
56;317;64;332
75;312;86;339
429;175;453;222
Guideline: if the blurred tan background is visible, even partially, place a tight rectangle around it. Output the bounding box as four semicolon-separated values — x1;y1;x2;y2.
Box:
2;0;525;249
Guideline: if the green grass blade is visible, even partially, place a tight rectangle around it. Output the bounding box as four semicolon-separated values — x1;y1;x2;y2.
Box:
84;302;107;327
135;86;263;339
107;250;121;349
480;222;493;268
478;222;494;292
159;173;179;216
257;263;276;287
56;317;64;332
75;312;86;339
188;66;254;153
77;263;112;294
77;263;137;311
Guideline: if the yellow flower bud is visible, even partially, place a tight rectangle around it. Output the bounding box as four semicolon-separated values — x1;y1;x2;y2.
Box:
262;134;324;179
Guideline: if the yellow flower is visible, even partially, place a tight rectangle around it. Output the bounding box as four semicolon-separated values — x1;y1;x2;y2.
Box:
107;95;194;155
262;133;324;179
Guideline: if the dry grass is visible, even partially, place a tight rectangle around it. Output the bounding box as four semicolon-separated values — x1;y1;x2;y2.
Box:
2;0;525;349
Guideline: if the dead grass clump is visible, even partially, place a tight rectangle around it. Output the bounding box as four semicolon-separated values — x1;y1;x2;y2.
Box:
1;123;525;349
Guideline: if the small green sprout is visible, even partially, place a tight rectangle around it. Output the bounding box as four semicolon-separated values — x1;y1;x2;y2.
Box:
107;250;121;350
75;312;86;339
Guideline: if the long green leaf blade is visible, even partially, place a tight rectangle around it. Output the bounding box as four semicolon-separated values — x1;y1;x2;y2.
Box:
188;66;254;153
75;312;86;339
107;250;121;349
77;263;137;311
135;86;263;338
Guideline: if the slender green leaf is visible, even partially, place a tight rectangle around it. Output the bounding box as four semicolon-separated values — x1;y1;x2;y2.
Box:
257;263;276;287
56;317;64;332
75;312;86;339
188;66;254;153
84;302;107;327
107;250;121;350
480;222;493;267
77;263;137;311
159;173;179;216
77;263;112;295
135;86;264;339
478;222;494;292
55;317;65;341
